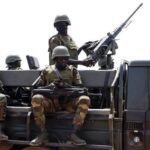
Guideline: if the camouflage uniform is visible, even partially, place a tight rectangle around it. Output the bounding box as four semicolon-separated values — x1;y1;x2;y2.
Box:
0;81;7;121
48;15;78;65
0;81;8;141
0;93;7;122
48;34;78;65
30;45;90;146
31;65;90;129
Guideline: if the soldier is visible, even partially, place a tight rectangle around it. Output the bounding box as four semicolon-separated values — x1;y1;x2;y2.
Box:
5;55;22;70
30;46;90;146
0;81;8;141
48;15;78;65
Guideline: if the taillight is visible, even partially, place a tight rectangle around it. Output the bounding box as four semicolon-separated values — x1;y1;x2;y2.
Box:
129;130;144;145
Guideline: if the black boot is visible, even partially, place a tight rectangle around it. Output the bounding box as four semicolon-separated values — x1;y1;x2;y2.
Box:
0;122;8;141
30;128;48;146
70;125;86;146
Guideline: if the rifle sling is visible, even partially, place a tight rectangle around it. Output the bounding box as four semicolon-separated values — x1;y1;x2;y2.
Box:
53;66;63;80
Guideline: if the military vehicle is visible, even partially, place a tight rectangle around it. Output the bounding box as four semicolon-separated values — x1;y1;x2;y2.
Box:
0;3;145;150
0;58;150;150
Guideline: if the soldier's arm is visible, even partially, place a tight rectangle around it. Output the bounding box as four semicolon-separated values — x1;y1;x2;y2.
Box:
33;68;49;87
72;68;82;86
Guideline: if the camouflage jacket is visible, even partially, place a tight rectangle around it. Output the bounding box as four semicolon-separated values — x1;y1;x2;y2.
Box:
48;34;78;64
39;65;82;86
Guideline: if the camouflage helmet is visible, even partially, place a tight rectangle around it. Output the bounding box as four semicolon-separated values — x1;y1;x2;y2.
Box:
52;46;70;60
54;15;71;27
5;55;21;64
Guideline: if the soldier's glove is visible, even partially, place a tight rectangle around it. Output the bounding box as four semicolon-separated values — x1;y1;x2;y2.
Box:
82;59;95;67
80;41;93;50
78;41;96;55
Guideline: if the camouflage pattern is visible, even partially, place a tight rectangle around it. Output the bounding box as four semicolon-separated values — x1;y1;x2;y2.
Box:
72;96;90;127
31;94;90;129
48;34;78;65
40;65;82;85
0;93;7;121
31;65;90;129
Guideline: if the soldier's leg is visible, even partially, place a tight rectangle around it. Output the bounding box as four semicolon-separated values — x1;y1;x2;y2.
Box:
69;96;91;146
0;143;13;150
30;94;55;146
0;93;8;141
73;96;90;126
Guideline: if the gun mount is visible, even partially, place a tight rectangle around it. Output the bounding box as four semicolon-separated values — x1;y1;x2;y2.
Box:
78;3;143;69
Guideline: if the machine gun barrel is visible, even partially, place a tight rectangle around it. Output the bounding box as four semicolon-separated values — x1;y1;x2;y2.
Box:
113;3;143;38
86;3;143;64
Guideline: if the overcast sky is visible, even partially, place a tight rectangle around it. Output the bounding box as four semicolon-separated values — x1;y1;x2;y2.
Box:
0;0;147;70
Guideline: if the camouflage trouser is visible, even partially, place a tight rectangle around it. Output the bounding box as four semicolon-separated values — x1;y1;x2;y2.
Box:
0;94;7;121
31;94;90;129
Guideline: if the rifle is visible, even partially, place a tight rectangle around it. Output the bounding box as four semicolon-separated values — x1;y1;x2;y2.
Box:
32;84;88;98
78;3;143;66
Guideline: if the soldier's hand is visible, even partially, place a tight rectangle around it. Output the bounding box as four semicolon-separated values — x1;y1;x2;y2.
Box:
83;59;95;67
53;79;64;88
80;41;93;50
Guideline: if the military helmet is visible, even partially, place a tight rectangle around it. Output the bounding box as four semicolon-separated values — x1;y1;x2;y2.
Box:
54;15;71;27
52;46;70;60
5;55;21;64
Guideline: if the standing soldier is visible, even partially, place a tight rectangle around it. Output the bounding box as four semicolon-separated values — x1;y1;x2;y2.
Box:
30;46;90;146
48;15;78;65
5;55;22;70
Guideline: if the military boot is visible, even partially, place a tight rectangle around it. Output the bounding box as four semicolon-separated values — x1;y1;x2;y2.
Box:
70;125;86;146
30;128;48;146
0;122;8;141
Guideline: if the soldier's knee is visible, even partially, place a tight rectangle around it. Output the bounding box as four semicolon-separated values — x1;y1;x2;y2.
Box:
78;95;91;106
32;94;44;101
31;94;44;108
0;93;7;104
0;94;7;120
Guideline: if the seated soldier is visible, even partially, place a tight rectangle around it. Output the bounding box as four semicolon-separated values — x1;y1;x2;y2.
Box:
30;46;90;146
0;81;8;141
4;55;27;106
5;55;22;70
